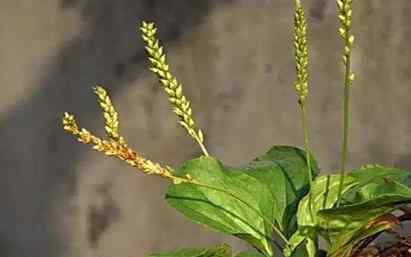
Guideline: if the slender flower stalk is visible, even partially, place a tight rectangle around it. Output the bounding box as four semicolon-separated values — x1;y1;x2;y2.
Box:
140;21;210;157
293;0;313;214
336;0;355;206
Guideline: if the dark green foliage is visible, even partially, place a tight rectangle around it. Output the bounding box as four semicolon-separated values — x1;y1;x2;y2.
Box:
165;146;316;256
293;166;411;257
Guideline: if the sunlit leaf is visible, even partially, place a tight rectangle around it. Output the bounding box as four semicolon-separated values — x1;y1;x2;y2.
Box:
245;146;319;237
166;157;275;256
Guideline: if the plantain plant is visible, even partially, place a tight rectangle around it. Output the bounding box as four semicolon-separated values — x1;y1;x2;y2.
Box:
61;1;411;257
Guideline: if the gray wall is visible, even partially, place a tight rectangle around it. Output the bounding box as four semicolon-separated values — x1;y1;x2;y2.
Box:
0;0;410;256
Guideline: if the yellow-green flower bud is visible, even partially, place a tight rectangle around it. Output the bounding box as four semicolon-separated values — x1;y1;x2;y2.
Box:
140;21;210;156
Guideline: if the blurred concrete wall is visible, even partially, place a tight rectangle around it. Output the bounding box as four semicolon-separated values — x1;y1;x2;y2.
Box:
0;0;411;256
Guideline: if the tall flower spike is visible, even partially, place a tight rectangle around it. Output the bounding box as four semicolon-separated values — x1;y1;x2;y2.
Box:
93;85;121;141
140;21;210;157
293;0;309;103
336;0;355;206
62;89;193;185
337;0;355;86
293;0;314;216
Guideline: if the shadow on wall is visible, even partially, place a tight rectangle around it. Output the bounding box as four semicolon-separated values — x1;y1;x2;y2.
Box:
0;1;233;256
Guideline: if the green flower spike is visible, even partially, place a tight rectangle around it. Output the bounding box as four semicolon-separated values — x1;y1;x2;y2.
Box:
337;0;355;85
93;85;121;141
293;0;314;216
294;0;309;103
62;87;192;185
140;21;210;157
336;0;356;206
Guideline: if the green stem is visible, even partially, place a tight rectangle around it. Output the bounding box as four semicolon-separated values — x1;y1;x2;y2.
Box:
336;46;352;207
299;102;314;216
196;136;210;157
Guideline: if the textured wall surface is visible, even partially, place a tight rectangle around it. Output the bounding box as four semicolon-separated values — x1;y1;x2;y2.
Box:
1;0;411;256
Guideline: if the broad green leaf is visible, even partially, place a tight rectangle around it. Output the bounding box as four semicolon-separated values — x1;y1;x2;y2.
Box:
283;230;318;257
165;146;320;256
283;230;306;257
297;174;358;230
295;174;358;257
149;244;232;257
342;165;411;203
165;157;275;256
305;234;317;257
288;242;308;257
350;164;408;181
318;166;411;229
321;175;411;255
327;223;387;257
298;166;410;231
245;146;319;237
319;180;411;228
235;250;265;257
317;166;411;256
296;165;411;257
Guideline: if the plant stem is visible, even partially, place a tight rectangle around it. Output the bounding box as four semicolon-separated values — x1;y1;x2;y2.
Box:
293;0;313;214
299;102;314;216
336;0;354;207
196;136;210;156
336;42;352;207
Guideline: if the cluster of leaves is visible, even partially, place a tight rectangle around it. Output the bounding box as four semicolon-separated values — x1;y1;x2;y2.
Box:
161;147;411;257
61;1;411;257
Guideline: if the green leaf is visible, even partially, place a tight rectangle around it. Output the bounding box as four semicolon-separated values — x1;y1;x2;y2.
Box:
283;230;306;257
149;244;232;257
319;168;411;256
297;174;358;230
165;146;319;256
319;181;411;228
165;157;275;256
283;230;318;257
235;250;265;257
288;242;308;257
295;165;411;257
318;166;411;229
342;165;411;204
305;234;318;257
294;174;358;257
314;166;411;257
298;165;410;232
326;224;386;257
245;146;319;237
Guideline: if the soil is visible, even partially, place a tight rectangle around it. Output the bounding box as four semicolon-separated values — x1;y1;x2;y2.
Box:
350;209;411;257
353;237;411;257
